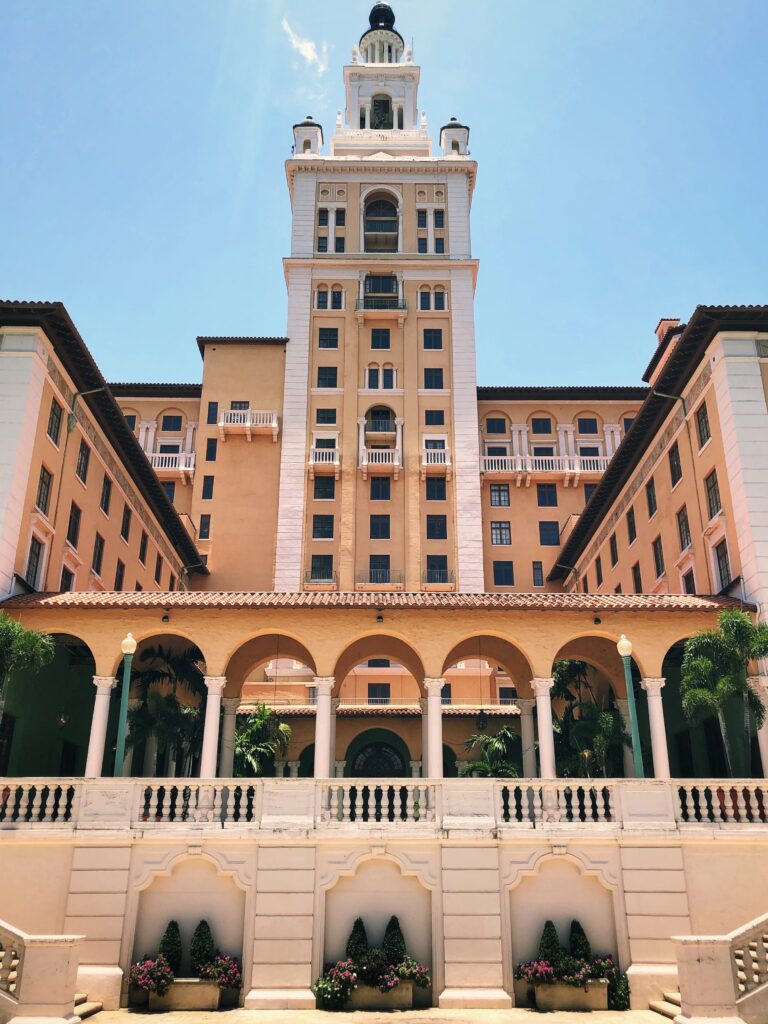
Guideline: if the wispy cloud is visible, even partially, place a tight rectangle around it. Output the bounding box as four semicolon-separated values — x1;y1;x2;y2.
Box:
281;17;329;75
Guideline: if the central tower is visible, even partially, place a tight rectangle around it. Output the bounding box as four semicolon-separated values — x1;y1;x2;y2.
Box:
274;2;484;593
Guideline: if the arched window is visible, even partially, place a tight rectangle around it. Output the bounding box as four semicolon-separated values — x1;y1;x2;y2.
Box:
434;287;446;311
419;287;432;311
371;94;393;130
303;139;312;152
330;284;343;310
452;140;460;154
366;405;395;433
364;196;399;253
316;286;329;310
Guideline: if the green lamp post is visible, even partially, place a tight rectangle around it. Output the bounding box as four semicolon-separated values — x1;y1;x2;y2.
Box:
617;634;644;778
113;632;137;777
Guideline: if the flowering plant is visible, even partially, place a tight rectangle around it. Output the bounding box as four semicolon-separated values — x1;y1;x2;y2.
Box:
377;964;400;993
514;959;556;984
199;952;242;989
314;959;358;1011
129;955;174;995
396;957;431;989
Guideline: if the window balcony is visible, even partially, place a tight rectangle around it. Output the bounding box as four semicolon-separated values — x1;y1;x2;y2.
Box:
365;417;396;435
480;454;610;482
303;569;338;591
147;452;196;483
309;447;340;479
421;448;452;479
355;569;404;591
360;447;401;479
218;409;279;442
421;568;455;592
355;299;406;326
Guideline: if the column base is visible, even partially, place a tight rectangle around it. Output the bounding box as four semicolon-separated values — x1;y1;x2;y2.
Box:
243;988;316;1009
438;987;512;1009
626;963;678;1010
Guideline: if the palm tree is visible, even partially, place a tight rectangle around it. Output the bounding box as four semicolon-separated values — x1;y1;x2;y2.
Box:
568;700;630;778
551;659;628;777
460;724;521;777
234;705;291;777
0;613;55;726
682;610;768;777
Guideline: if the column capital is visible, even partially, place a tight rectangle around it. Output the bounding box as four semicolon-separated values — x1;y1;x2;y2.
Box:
516;698;535;714
641;677;666;693
92;675;117;694
423;677;445;693
222;697;241;714
313;676;335;696
204;675;226;695
531;677;555;696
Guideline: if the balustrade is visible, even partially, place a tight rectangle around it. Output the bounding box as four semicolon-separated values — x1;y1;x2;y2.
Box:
0;922;22;997
322;781;434;824
676;780;768;824
496;781;616;826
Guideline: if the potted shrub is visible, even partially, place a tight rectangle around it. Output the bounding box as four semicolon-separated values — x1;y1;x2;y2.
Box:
200;952;243;1008
146;919;242;1011
129;955;174;1008
315;959;358;1010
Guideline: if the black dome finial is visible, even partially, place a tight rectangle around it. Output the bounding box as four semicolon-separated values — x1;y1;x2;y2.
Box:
369;2;396;31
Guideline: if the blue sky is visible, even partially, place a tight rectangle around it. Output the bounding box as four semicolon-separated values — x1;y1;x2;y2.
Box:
1;0;766;386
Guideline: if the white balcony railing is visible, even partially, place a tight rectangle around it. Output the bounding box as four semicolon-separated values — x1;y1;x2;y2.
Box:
480;454;610;476
421;448;451;478
148;452;196;473
309;447;340;478
359;447;401;479
218;409;279;442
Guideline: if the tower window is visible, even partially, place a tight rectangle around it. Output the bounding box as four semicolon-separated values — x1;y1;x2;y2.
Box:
364;197;398;252
318;209;328;226
371;94;393;130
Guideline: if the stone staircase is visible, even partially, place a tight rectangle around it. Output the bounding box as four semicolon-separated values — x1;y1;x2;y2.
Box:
649;990;681;1018
75;992;103;1020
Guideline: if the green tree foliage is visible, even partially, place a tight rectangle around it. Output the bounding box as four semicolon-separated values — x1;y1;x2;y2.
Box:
233;705;291;777
346;917;369;963
0;613;55;726
382;916;407;964
537;920;563;964
552;660;630;778
460;723;521;777
158;920;182;975
190;920;215;975
569;920;592;960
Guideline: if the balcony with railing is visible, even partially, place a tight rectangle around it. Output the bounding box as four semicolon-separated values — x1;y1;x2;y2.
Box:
422;568;455;592
147;452;196;483
308;447;340;479
421;447;451;479
365;416;396;435
218;408;279;442
355;569;405;591
359;447;401;479
303;569;338;591
480;453;610;480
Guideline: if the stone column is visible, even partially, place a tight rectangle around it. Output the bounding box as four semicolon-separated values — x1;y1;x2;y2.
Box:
642;678;671;779
335;760;346;778
615;698;636;777
327;207;336;252
274;760;286;778
199;676;225;778
410;760;422;778
145;420;157;452
313;677;334;778
532;677;556;778
287;760;299;777
424;678;444;778
517;698;537;777
218;697;240;777
84;676;116;778
420;697;429;774
123;697;142;776
427;208;435;253
750;676;768;777
395;417;404;469
184;419;196;455
329;698;338;777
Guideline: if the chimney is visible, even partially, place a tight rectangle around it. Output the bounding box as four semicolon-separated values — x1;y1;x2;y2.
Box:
655;317;680;346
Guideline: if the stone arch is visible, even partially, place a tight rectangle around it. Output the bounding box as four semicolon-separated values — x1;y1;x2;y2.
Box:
343;727;411;778
333;634;425;696
223;633;317;698
112;629;208;684
441;633;534;697
548;630;649;685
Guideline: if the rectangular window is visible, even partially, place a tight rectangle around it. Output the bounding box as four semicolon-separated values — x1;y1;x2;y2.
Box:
623;417;635;434
419;291;430;311
669;441;682;486
369;554;391;584
486;417;506;434
317;236;328;252
532;445;554;456
425;409;445;426
433;290;446;310
582;576;589;594
493;560;514;586
683;569;696;594
441;682;452;705
205;437;218;462
426;514;447;540
316;289;328;310
331;289;343;310
319;327;339;349
314;477;335;500
705;470;722;520
491;521;511;545
498;685;516;705
161;481;176;502
66;503;81;548
435;237;445;254
312;514;334;539
596;556;603;587
99;474;112;515
334;236;345;253
92;533;105;576
426;477;446;500
537;483;558;507
36;466;52;515
417;237;428;254
153;554;162;584
632;562;643;594
627;507;637;544
47;399;63;444
370;514;391;539
370;476;391;501
114;559;125;590
161;415;182;431
120;505;131;542
532;561;544;587
368;683;391;706
26;536;43;589
139;530;148;565
168;573;176;592
539;521;560;546
424;368;444;389
335;208;345;227
60;566;75;592
426;554;448;582
417;210;427;228
695;402;711;448
318;208;328;226
646;478;657;517
531;417;552;434
715;539;731;590
584;483;597;503
206;401;218;425
424;328;443;350
609;533;618;566
367;367;379;389
199;514;211;540
677;506;691;550
579;445;600;457
317;366;338;388
490;483;510;506
368;659;390;668
75;440;90;483
371;328;390;349
652;535;665;578
125;414;136;430
316;408;337;425
434;209;445;228
202;475;214;500
577;417;598;434
382;367;394;389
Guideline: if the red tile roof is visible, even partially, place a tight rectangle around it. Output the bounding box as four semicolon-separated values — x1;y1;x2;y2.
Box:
1;590;752;613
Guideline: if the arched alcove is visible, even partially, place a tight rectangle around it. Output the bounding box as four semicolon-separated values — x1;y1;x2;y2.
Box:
344;727;411;778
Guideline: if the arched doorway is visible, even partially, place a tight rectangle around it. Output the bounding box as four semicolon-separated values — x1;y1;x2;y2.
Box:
344;728;411;778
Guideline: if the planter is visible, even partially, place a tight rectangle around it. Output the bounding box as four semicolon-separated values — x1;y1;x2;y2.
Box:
533;978;609;1012
219;986;241;1008
148;978;221;1011
346;980;414;1011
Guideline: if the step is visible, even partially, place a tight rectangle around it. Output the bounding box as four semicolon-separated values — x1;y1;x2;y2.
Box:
649;998;680;1020
74;994;87;1005
76;1000;103;1020
663;991;682;1007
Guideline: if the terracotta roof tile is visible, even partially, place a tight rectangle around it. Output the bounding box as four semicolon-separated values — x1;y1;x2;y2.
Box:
1;590;752;613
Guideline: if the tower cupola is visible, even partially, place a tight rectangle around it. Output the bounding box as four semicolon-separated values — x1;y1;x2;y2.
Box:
359;2;404;64
293;115;323;156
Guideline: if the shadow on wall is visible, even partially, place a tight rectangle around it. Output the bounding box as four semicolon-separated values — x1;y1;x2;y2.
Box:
133;857;245;974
